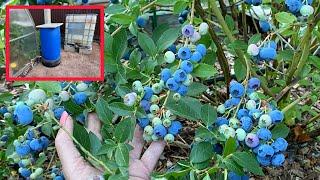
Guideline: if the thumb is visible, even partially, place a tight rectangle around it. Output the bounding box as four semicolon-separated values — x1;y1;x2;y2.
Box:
55;111;101;179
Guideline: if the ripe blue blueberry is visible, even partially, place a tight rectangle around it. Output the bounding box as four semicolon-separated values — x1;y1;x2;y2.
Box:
0;106;8;115
167;44;177;53
228;172;249;180
179;10;189;18
257;156;271;166
53;107;65;120
19;167;32;178
182;24;195;37
0;134;8;142
178;17;185;24
196;44;207;56
285;0;302;13
224;99;233;109
143;87;153;100
161;68;172;82
216;117;229;126
271;153;285;167
257;128;272;141
177;84;188;96
240;116;253;132
259;20;271;32
265;41;277;49
15;144;31;156
136;16;148;28
190;51;202;62
213;143;223;154
237;109;249;119
258;144;275;158
29;139;43;151
140;100;151;112
166;78;179;91
230;97;241;106
272;138;288;152
153;124;167;137
40;136;49;149
73;92;88;105
252;0;262;6
137;118;150;128
229;81;245;98
248;77;261;90
180;60;193;73
245;133;260;148
249;108;262;119
14;104;33;125
269;110;284;123
259;47;277;61
178;47;192;60
168;121;182;135
173;69;187;82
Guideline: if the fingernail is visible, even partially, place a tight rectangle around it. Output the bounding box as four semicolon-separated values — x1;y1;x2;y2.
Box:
60;111;68;125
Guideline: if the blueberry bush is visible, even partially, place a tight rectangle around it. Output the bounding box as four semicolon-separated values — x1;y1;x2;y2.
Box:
1;0;320;179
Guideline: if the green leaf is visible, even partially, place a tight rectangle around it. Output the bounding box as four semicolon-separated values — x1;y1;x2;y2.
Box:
95;98;113;124
186;82;208;96
0;92;13;103
223;138;237;157
114;118;135;143
157;0;176;5
96;140;117;157
234;59;246;81
166;95;202;121
201;104;216;127
128;48;142;68
275;12;297;24
89;132;102;155
156;27;181;52
105;4;126;14
192;64;218;78
110;14;134;25
73;122;91;152
223;158;244;176
36;82;61;93
138;32;157;57
248;33;261;44
173;0;188;14
115;143;129;167
112;29;127;62
152;24;170;42
108;102;134;116
41;122;52;137
190;142;213;163
231;152;264;176
225;15;235;31
62;100;84;116
271;123;290;139
229;40;248;51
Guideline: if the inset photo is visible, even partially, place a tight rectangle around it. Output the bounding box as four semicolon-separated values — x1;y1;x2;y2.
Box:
5;5;104;81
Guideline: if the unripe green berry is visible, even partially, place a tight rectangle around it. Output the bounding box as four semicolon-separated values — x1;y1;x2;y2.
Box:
18;136;25;142
152;83;162;94
300;5;314;17
229;117;240;129
143;134;152;142
246;100;257;110
258;114;272;128
150;95;159;104
217;104;226;114
165;110;176;120
144;125;154;135
235;128;246;141
28;89;46;103
59;90;70;102
249;92;259;101
53;125;60;131
183;74;193;86
218;124;229;134
173;93;181;101
162;118;171;127
21;159;31;166
164;134;175;143
35;167;43;175
45;98;54;110
152;134;159;141
149;104;160;114
76;83;88;92
147;113;155;119
4;112;11;119
13;157;20;163
152;117;162;126
224;127;236;139
25;99;35;106
30;172;38;179
159;80;165;88
132;80;143;92
164;51;175;63
13;139;21;146
7;106;15;112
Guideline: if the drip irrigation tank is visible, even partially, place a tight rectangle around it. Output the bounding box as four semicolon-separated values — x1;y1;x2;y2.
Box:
9;9;39;76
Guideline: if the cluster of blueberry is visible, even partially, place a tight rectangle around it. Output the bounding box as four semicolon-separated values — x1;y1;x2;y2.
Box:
50;166;65;180
7;128;51;179
247;41;277;62
122;23;209;142
0;81;92;178
215;78;288;167
285;0;314;16
244;0;262;6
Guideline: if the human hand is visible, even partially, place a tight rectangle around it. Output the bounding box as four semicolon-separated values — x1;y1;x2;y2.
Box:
55;111;166;180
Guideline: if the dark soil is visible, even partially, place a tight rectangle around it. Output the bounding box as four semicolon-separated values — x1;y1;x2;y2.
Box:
26;42;101;78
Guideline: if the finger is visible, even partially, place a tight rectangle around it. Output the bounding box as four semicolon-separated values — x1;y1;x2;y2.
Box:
55;112;100;179
129;125;144;159
140;140;166;171
87;113;102;140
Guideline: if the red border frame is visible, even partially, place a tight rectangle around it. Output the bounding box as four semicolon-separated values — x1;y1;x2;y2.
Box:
5;5;105;81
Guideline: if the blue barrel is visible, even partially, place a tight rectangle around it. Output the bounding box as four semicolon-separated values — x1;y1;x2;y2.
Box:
37;23;63;67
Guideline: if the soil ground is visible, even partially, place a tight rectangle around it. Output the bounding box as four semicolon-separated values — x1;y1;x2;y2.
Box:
26;42;101;78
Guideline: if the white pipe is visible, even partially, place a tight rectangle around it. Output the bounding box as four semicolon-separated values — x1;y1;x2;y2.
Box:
44;9;51;24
